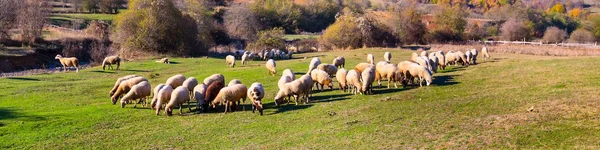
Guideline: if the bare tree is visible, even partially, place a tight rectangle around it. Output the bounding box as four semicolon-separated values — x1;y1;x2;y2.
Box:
17;0;49;45
500;18;531;41
0;0;22;40
542;26;567;43
224;4;263;42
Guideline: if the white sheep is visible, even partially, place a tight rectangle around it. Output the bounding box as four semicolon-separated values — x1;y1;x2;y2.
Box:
156;58;169;64
384;52;392;63
150;84;166;110
165;86;191;116
436;51;446;70
274;75;313;105
345;69;362;95
192;83;207;113
428;55;439;73
182;77;199;110
109;75;138;97
407;63;433;87
154;85;173;115
102;56;121;70
247;82;265;115
336;68;348;92
282;69;295;80
111;77;148;105
354;62;374;74
420;51;428;57
332;56;345;68
203;74;225;86
120;81;151;108
166;74;186;89
55;54;79;73
241;53;249;65
397;61;418;88
445;51;458;66
225;55;235;67
361;66;376;94
310;69;333;91
367;54;375;64
465;51;473;65
376;63;401;88
411;52;419;61
212;84;247;113
228;79;242;87
266;59;277;76
482;46;490;60
455;51;469;66
470;49;478;64
414;56;432;72
287;51;293;59
317;63;338;77
307;57;321;74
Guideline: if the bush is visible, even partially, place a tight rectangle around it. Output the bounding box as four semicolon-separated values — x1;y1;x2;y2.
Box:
224;4;263;42
251;0;302;33
542;26;567;43
57;38;111;65
394;7;426;44
568;28;595;43
247;27;286;51
297;0;341;32
430;4;467;43
500;19;531;41
318;16;362;49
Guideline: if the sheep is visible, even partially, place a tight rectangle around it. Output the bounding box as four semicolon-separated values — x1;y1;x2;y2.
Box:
257;51;264;60
407;63;433;87
212;84;247;113
310;69;333;91
336;68;348;92
354;62;374;74
225;55;235;67
455;51;469;66
375;61;390;86
275;49;281;59
165;86;191;116
150;84;166;110
247;82;265;115
317;63;338;77
282;69;295;80
268;50;275;60
465;51;473;65
102;56;121;70
332;56;345;68
182;77;199;110
414;56;432;72
154;85;173;115
266;59;277;76
428;55;439;73
241;53;249;65
367;54;375;64
203;81;225;112
287;51;293;59
228;79;242;87
262;50;270;60
55;54;79;73
274;75;313;105
111;77;148;105
376;63;401;88
307;57;321;74
345;69;362;95
109;75;138;97
235;50;246;59
120;81;151;108
166;74;186;89
203;74;225;86
156;58;169;64
421;51;428;57
192;83;207;113
384;52;392;63
397;61;419;88
411;52;419;61
482;46;490;60
470;49;478;64
361;66;376;94
436;51;446;70
445;51;459;66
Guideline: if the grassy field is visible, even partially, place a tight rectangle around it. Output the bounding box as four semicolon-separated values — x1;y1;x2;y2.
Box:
51;13;121;22
2;48;600;149
283;34;320;40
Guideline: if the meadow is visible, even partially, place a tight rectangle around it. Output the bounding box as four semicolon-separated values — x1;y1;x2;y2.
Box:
1;48;600;149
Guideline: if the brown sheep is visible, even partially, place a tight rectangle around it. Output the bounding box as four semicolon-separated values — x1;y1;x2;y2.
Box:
102;56;121;70
354;62;374;74
111;77;148;105
55;54;79;73
109;75;138;97
203;81;225;112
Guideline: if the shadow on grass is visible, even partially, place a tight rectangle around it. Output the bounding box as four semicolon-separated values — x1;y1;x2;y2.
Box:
437;66;466;73
90;70;116;74
432;75;460;86
402;46;431;51
373;87;411;94
478;57;505;64
5;77;40;81
120;69;149;72
310;93;352;103
0;108;47;121
167;61;180;64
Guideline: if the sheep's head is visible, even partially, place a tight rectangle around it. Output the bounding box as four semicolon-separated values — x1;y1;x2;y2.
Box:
250;89;262;100
273;92;285;106
165;107;173;116
120;100;127;108
55;55;62;59
324;78;333;90
254;100;263;115
111;96;118;105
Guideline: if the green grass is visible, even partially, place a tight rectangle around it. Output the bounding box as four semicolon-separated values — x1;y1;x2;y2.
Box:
52;13;120;21
283;34;320;40
2;48;600;149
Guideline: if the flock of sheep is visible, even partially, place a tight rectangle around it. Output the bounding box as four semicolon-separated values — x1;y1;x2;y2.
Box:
104;47;491;116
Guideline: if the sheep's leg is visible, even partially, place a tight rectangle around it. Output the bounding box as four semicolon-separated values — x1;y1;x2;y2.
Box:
293;95;299;105
133;99;138;108
224;102;229;114
179;104;183;114
252;104;256;113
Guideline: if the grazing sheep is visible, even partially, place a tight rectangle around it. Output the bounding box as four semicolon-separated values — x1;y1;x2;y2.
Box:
241;53;249;65
156;58;169;64
287;51;293;59
470;49;478;64
109;75;138;97
354;62;374;74
361;66;376;94
268;50;275;60
375;61;389;86
397;61;420;87
455;51;469;66
274;75;313;105
120;81;151;108
55;54;79;73
383;52;392;63
257;51;264;60
317;63;338;77
310;69;333;91
150;84;166;110
165;86;191;116
421;51;429;57
192;83;207;113
332;56;345;68
102;56;121;70
436;51;446;70
282;69;295;80
228;79;242;87
235;50;246;59
482;46;490;60
212;84;247;113
411;52;419;61
414;56;432;71
465;51;473;65
376;63;401;88
111;77;148;105
166;74;186;89
266;59;277;76
275;49;281;59
182;77;199;109
247;82;265;115
345;69;362;95
203;74;225;86
226;55;235;67
367;54;375;64
277;75;293;103
307;57;321;74
154;85;173;115
445;51;458;66
428;55;439;73
203;81;225;112
336;68;348;92
407;63;433;87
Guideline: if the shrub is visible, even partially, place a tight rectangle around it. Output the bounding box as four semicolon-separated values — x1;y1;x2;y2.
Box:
542;26;567;43
430;4;467;43
500;19;531;41
318;16;362;49
251;0;302;33
247;27;286;51
568;28;595;43
297;0;341;32
57;38;111;65
394;7;426;44
224;4;263;42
